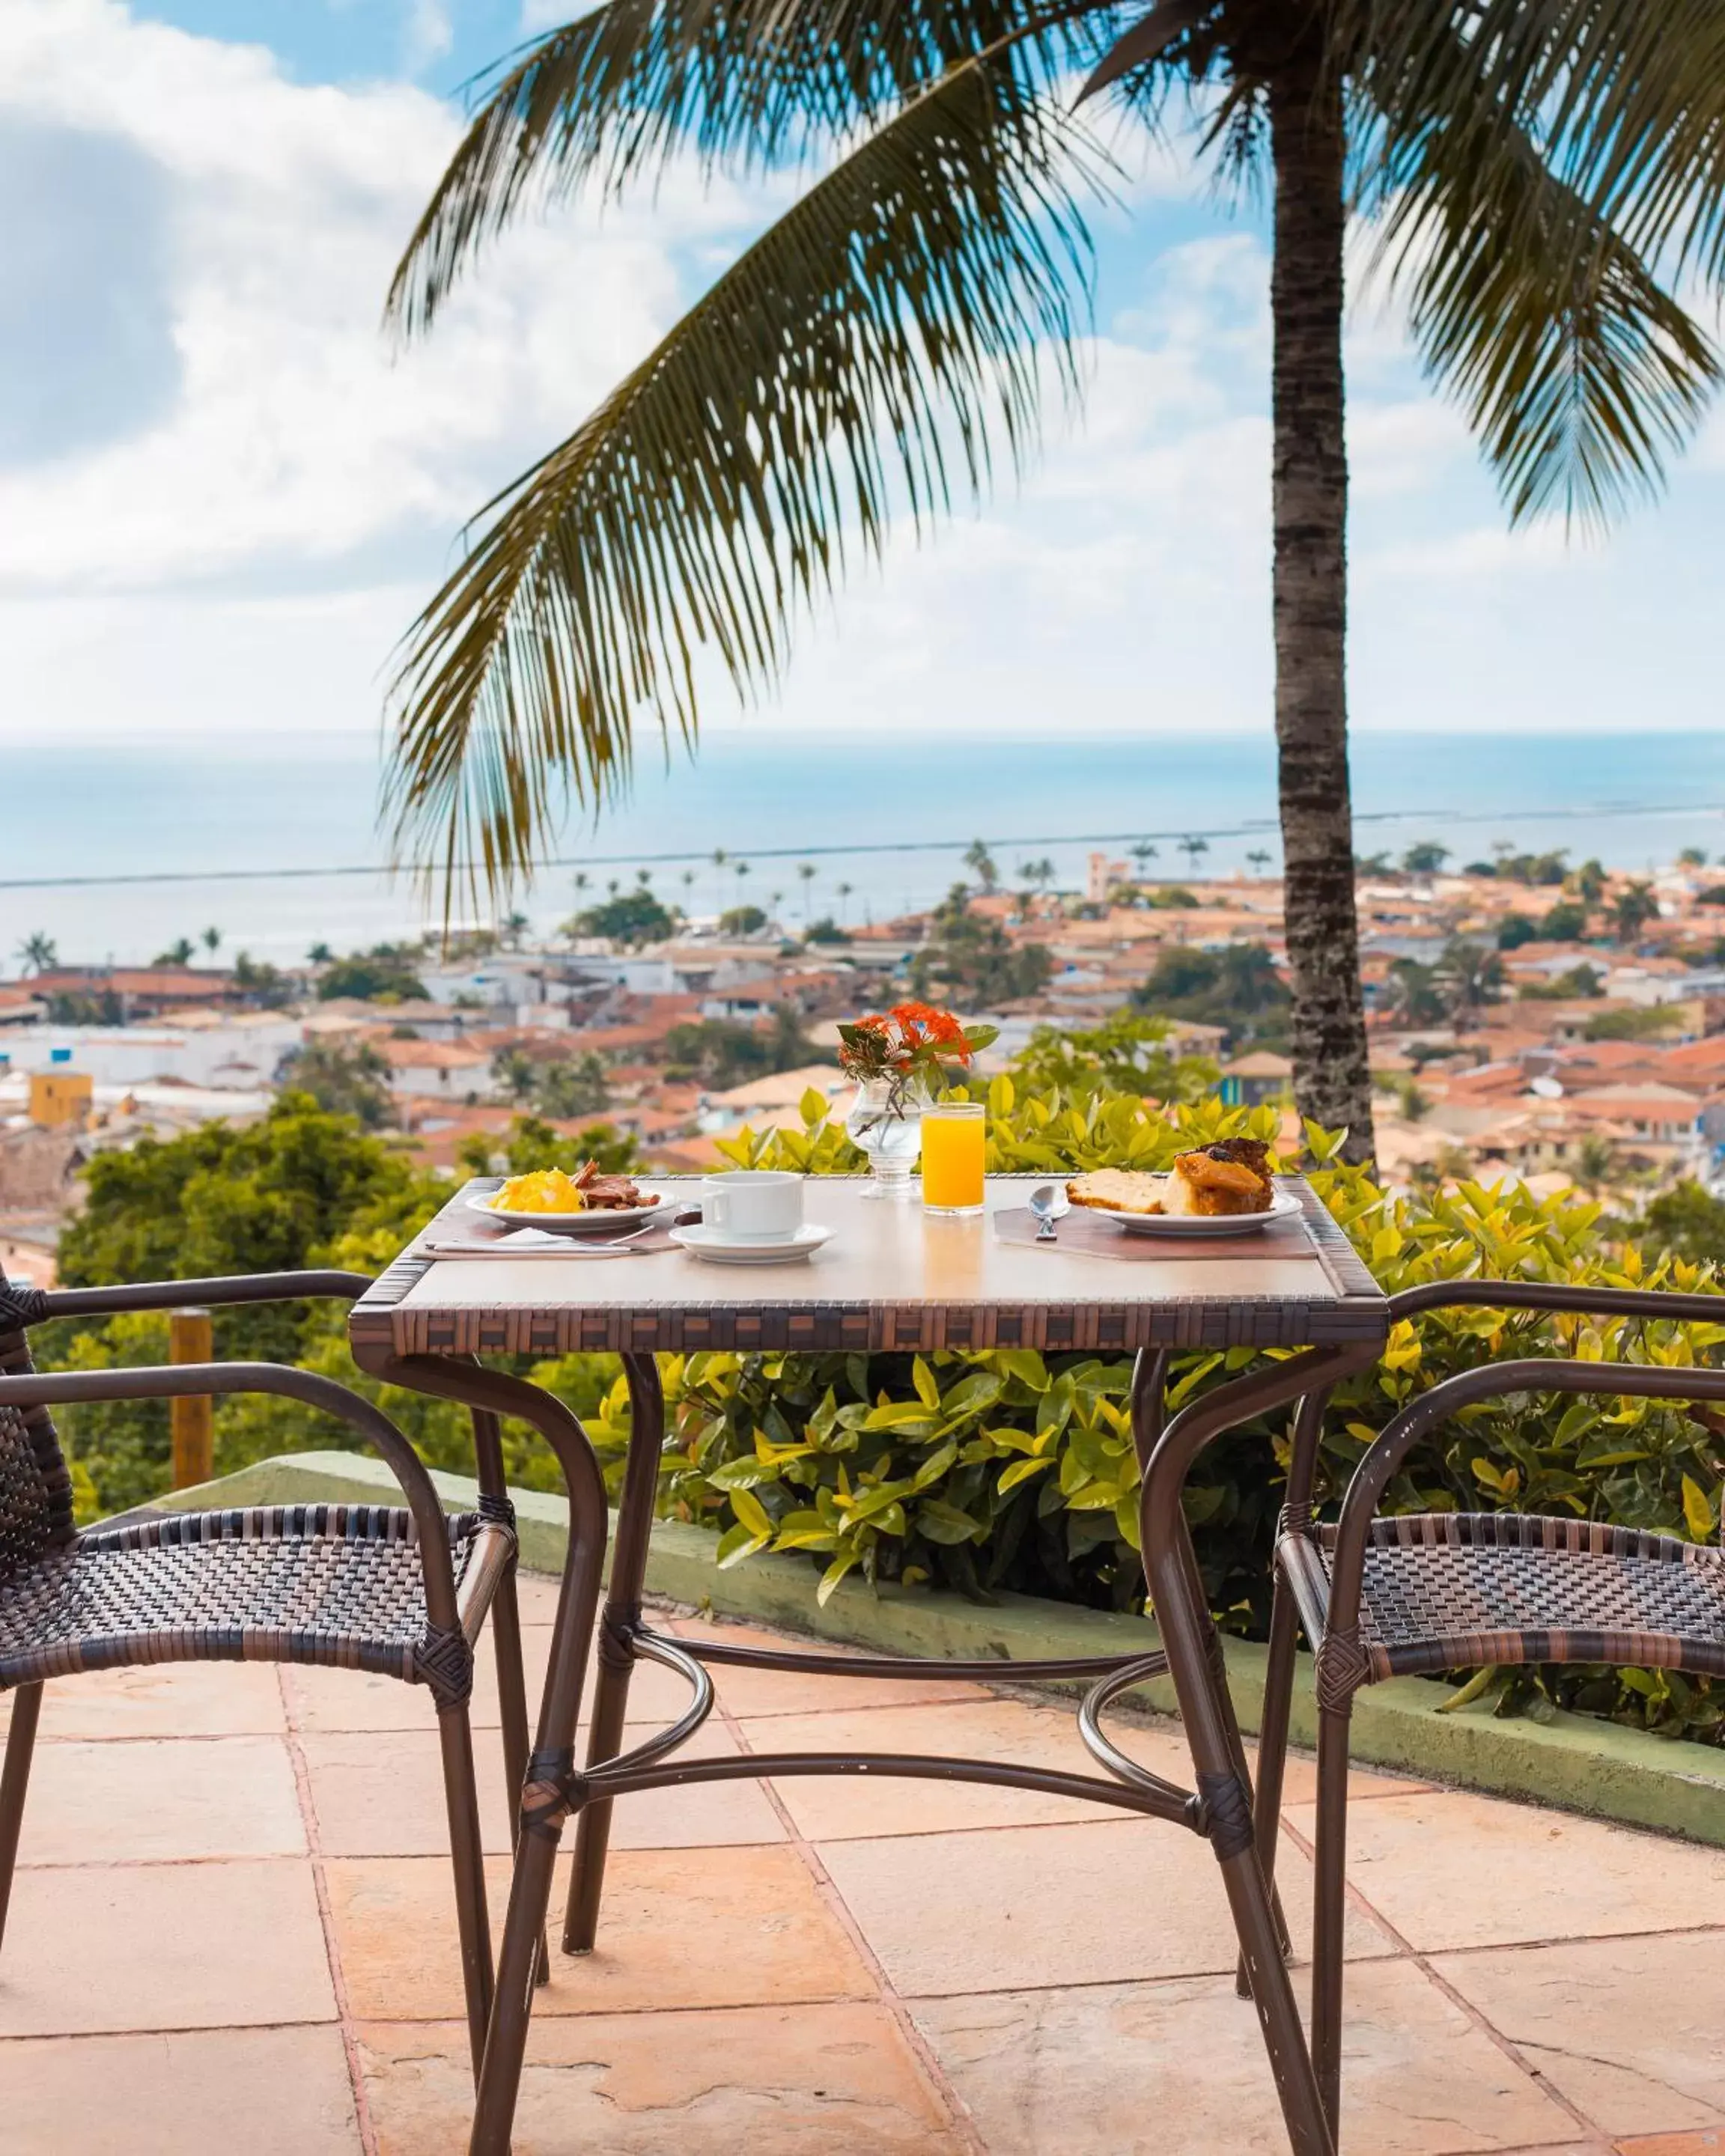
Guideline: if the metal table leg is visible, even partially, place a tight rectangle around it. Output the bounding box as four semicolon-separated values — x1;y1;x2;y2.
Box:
1137;1342;1378;2156
563;1350;663;1955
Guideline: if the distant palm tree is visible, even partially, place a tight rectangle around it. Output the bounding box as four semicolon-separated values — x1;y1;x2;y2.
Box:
1131;841;1158;878
1570;1130;1619;1196
836;880;854;922
201;927;222;957
16;931;57;977
385;2;1725;1172
1247;849;1273;878
711;847;728;914
964;838;1000;893
797;862;818;918
637;867;652;886
1178;835;1210;877
1612;881;1661;945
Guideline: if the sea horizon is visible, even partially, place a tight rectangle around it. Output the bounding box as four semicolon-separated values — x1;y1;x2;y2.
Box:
8;728;1725;969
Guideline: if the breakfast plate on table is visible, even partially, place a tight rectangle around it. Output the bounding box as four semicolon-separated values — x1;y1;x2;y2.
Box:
669;1223;833;1266
469;1164;678;1236
1065;1148;1302;1239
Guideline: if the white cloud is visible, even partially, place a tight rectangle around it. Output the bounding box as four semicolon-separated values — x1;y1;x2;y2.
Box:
0;0;760;597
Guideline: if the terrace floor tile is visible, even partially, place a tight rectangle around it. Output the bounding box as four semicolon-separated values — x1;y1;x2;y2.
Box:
669;1614;992;1717
359;2002;965;2155
1;1660;290;1742
323;1845;874;2022
913;1960;1581;2156
818;1813;1393;1999
1285;1791;1725;1953
1436;1930;1725;2138
0;2025;360;2154
12;1734;305;1865
300;1720;782;1857
0;1859;336;2037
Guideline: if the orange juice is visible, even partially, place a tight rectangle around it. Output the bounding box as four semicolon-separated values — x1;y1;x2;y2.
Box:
921;1103;985;1213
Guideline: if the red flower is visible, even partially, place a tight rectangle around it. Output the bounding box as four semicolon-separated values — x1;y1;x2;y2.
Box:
888;1001;973;1059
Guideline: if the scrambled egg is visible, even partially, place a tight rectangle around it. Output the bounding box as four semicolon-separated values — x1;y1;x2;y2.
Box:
493;1168;587;1213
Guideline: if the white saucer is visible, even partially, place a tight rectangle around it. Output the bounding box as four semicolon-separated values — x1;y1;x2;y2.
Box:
669;1222;833;1265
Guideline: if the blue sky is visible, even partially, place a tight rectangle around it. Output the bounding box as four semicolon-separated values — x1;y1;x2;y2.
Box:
3;0;1724;751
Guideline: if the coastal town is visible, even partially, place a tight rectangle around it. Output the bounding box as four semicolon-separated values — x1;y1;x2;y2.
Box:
7;836;1725;1288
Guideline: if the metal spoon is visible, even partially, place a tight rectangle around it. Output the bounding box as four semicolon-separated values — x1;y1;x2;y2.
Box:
1027;1184;1063;1241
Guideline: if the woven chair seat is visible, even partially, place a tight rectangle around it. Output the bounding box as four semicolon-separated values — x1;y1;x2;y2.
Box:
0;1502;505;1696
1316;1512;1725;1684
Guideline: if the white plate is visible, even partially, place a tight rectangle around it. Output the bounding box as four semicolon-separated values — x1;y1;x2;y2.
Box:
669;1222;833;1265
469;1191;675;1235
1101;1188;1303;1238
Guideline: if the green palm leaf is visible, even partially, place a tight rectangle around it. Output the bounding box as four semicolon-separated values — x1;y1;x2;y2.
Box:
384;56;1099;906
1359;14;1721;530
387;0;1117;336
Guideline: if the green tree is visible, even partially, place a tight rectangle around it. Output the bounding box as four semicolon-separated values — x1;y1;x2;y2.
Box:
1131;942;1289;1048
802;916;850;945
1642;1180;1725;1265
15;931;57;975
153;937;195;966
662;1008;814;1086
201;927;222;957
456;1112;641;1178
1437;939;1506;1014
565;887;676;946
276;1039;394;1128
379;0;1725;1166
964;838;1000;892
1539;900;1590;941
1382;959;1448;1029
534;1051;612;1120
1401;841;1450;877
717;904;768;936
1679;847;1709;868
1011;1012;1217;1103
1612;882;1662;945
1572;859;1608;904
908;883;1051;1005
1496;914;1539;951
316;945;431;1002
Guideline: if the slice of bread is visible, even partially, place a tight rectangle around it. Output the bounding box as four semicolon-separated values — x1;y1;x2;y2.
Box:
1065;1169;1166;1215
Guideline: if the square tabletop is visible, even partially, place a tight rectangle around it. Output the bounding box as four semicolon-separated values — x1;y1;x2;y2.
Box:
350;1175;1387;1359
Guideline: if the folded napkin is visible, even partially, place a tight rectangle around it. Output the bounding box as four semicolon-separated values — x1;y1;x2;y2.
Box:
419;1215;694;1260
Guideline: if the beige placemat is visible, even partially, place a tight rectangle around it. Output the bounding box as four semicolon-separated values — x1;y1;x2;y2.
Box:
991;1205;1322;1263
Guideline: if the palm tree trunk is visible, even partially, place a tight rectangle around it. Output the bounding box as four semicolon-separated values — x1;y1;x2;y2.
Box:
1269;48;1375;1163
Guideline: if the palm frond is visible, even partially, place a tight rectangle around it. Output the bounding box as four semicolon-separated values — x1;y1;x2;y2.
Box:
1356;0;1725;287
384;59;1099;908
387;0;1120;335
1372;102;1720;532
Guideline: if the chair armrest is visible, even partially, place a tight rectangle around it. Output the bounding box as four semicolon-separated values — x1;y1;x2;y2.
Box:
0;1361;462;1633
28;1271;374;1324
1325;1357;1725;1642
1389;1280;1725;1327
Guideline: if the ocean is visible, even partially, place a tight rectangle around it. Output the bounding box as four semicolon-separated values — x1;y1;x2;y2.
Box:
5;729;1725;967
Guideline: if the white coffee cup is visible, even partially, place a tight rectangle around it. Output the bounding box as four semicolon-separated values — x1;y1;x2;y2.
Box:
700;1171;805;1243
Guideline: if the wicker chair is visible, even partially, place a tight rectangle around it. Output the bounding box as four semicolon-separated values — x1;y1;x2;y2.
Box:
1262;1284;1725;2145
0;1270;527;2073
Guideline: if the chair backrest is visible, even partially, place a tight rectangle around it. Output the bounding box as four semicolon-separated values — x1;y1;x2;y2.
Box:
0;1283;76;1581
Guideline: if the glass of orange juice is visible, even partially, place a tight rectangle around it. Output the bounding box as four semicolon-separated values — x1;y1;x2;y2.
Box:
921;1101;985;1215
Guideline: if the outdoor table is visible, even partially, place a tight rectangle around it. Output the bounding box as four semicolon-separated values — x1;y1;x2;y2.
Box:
350;1172;1389;2156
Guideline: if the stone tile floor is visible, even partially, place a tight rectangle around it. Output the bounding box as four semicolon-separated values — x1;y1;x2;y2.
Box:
4;1575;1724;2154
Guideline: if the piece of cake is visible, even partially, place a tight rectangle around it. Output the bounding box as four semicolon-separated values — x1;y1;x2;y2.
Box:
1196;1137;1274;1207
1065;1169;1167;1214
1164;1151;1270;1216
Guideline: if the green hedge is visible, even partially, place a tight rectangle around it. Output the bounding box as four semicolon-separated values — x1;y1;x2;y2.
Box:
40;1079;1725;1744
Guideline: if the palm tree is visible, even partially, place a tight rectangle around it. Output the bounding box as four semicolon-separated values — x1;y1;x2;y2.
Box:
711;847;728;915
797;861;818;918
1178;834;1210;878
1131;840;1158;879
964;838;1000;892
16;931;57;978
836;880;854;923
201;927;222;958
383;4;1725;1167
1247;848;1273;878
1611;880;1661;945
